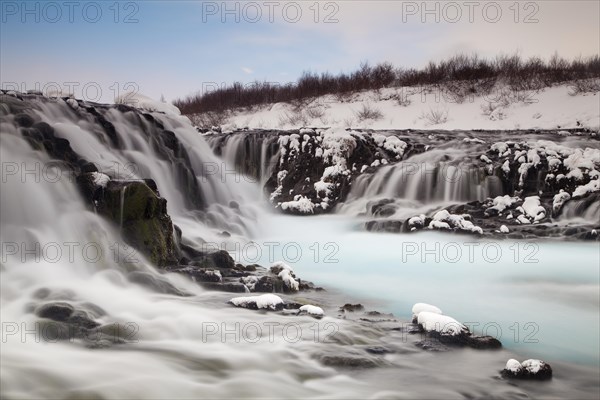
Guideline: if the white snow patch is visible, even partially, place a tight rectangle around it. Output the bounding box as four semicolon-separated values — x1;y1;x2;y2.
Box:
298;305;324;317
280;195;315;214
91;172;110;188
115;93;181;116
230;294;284;310
417;312;469;336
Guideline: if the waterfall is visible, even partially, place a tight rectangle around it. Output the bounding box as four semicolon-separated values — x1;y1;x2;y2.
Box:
338;147;503;217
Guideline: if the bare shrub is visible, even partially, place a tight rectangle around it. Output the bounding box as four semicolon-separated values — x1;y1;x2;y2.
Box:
480;101;496;116
354;103;383;121
568;78;600;95
174;54;600;115
420;107;449;125
278;110;308;127
305;105;326;119
189;111;229;128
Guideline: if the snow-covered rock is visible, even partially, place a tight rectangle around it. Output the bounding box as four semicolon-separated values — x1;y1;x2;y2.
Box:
502;359;553;380
229;294;284;311
115;93;181;116
280;195;315;214
411;303;442;322
417;312;469;336
298;305;324;318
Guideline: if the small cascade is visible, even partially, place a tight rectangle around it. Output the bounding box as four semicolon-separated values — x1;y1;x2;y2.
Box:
342;148;503;216
206;131;280;191
119;185;127;231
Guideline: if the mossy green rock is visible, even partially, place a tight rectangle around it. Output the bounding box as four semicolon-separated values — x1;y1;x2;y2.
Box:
97;180;178;267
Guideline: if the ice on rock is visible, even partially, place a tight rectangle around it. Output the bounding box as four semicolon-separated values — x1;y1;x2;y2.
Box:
500;225;509;233
230;294;284;310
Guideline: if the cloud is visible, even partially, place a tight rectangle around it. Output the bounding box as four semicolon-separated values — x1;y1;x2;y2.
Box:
241;67;254;74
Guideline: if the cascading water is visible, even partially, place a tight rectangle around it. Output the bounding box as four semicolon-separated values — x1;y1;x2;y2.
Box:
1;95;599;399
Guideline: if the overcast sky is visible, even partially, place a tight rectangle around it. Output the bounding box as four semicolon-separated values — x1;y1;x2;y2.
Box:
1;1;599;102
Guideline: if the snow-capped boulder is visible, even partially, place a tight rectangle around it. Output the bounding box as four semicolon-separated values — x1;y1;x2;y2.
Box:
501;359;553;380
411;303;442;322
298;305;324;318
229;294;284;311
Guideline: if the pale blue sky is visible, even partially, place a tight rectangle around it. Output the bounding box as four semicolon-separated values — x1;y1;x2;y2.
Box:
1;1;599;102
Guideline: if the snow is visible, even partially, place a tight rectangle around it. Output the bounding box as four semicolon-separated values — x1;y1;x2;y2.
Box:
241;276;259;291
489;195;519;213
518;163;533;187
514;196;547;224
490;142;509;155
573;178;600;197
505;359;522;373
383;136;407;158
280;196;315;214
230;294;284;310
500;225;510;233
298;305;324;317
553;190;571;213
428;220;451;230
314;180;332;196
417;312;469;336
429;210;483;234
521;359;545;374
91;172;110;188
501;160;511;175
408;214;426;228
521;196;546;222
411;303;442;319
480;154;492;164
115;92;181;116
527;149;541;166
278;268;299;292
213;84;600;131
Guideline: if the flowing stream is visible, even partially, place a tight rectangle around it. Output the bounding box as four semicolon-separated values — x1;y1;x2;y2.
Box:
1;96;599;399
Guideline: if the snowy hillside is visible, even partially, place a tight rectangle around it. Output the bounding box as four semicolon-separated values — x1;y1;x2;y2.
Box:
197;83;599;132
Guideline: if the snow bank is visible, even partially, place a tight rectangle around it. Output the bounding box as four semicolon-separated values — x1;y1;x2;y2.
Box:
215;84;600;131
115;93;181;116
